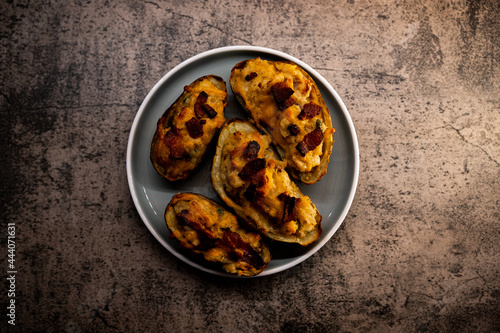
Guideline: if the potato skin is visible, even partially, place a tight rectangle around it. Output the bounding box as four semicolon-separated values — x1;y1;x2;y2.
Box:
211;119;322;246
165;192;271;276
151;75;227;181
230;58;334;184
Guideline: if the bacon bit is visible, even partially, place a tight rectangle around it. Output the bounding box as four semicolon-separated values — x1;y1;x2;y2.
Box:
245;72;258;81
220;231;265;268
195;234;218;251
288;124;300;136
243;164;268;203
194;93;207;118
243;140;260;160
194;91;218;119
202;104;217;119
186;117;205;139
197;91;208;104
244;183;270;221
163;127;188;160
298;102;321;120
242;168;267;197
296;127;324;156
238;158;266;180
271;82;295;110
175;210;217;250
278;193;300;224
176;210;216;239
243;184;258;202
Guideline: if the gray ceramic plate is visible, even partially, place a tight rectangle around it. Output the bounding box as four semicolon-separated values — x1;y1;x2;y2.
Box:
127;46;359;277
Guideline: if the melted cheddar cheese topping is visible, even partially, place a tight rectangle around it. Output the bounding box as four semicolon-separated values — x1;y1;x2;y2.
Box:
230;58;334;173
170;195;266;276
220;130;319;238
154;79;226;180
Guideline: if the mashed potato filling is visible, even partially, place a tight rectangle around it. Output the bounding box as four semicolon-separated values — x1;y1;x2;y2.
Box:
153;78;227;180
230;57;334;173
169;194;268;276
220;130;319;238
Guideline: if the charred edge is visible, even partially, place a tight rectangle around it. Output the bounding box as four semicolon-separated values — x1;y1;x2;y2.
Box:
233;60;248;70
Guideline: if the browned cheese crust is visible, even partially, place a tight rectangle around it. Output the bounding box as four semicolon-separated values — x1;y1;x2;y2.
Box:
151;75;227;181
211;119;322;246
165;192;271;276
230;58;335;184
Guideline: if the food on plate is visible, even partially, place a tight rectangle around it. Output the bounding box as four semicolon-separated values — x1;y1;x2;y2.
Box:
211;119;322;246
150;75;227;181
165;192;271;276
230;58;335;184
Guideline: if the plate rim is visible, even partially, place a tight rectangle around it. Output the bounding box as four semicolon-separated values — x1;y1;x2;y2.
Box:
126;45;360;278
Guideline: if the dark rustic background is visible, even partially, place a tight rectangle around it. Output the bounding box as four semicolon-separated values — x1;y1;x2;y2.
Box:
1;0;499;332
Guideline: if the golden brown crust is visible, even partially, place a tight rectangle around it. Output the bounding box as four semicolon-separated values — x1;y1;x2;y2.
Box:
211;119;322;246
230;58;335;184
151;75;227;181
165;192;271;276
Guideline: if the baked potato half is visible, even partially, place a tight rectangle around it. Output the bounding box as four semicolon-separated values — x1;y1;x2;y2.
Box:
230;58;335;184
165;192;271;276
151;75;227;181
211;119;322;246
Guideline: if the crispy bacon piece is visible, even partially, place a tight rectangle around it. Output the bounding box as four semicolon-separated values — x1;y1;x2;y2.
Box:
278;193;301;224
194;91;208;118
244;182;278;225
245;72;258;81
201;104;217;119
175;210;218;250
243;178;267;201
194;91;218;119
163;127;188;160
238;158;266;180
220;231;265;268
243;140;260;160
288;124;300;136
298;102;321;120
296;127;324;156
176;210;216;239
176;209;265;268
271;82;295;110
186;117;206;139
243;184;258;202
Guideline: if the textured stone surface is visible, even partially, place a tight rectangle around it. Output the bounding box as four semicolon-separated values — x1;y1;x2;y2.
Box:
1;0;499;332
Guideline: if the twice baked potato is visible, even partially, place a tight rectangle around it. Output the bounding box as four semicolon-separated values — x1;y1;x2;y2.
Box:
230;58;335;184
151;75;227;181
211;119;322;246
165;192;271;276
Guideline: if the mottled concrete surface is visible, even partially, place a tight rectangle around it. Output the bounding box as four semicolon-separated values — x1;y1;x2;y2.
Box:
1;0;499;332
